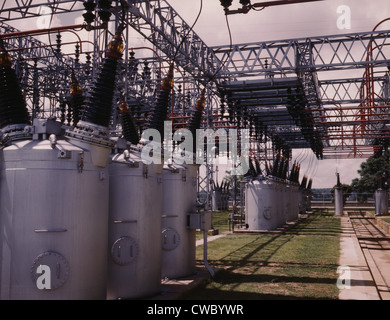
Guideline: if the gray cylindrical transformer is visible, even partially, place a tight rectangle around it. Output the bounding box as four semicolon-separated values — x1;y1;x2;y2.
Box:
284;183;291;222
0;139;109;300
306;190;312;212
107;151;163;299
245;178;286;230
302;189;311;213
275;181;285;224
298;189;305;215
161;163;198;279
375;189;388;216
288;183;300;221
334;187;344;216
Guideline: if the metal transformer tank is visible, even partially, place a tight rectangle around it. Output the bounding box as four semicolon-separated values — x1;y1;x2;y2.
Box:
305;189;312;212
161;163;198;279
107;149;163;299
0;138;109;300
283;181;291;222
375;189;388;216
300;189;310;214
288;183;300;221
274;180;284;226
245;177;286;230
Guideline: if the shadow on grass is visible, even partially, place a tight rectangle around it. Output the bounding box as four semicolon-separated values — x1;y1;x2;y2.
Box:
182;286;325;300
208;268;338;285
185;211;341;300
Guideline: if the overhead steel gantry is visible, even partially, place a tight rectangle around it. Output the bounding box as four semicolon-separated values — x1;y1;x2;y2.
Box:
1;0;390;162
213;29;390;159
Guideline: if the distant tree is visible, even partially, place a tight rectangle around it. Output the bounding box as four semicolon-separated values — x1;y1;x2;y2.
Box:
350;150;390;199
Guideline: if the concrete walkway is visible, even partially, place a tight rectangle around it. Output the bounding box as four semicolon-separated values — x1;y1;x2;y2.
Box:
339;216;380;300
150;215;390;300
195;231;231;247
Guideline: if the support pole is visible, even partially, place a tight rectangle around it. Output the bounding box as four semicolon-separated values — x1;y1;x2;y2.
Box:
375;189;388;216
335;172;344;216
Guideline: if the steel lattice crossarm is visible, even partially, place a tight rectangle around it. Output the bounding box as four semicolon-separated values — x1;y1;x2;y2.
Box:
0;0;84;22
213;29;390;159
319;76;389;105
0;1;228;86
0;22;72;69
127;0;228;86
211;30;390;75
0;22;81;119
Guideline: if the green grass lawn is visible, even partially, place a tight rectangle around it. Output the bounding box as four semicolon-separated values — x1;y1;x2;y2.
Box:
383;218;390;224
196;210;232;240
185;211;341;300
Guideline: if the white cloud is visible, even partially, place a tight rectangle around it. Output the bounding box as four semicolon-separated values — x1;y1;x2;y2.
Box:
5;1;388;188
168;0;390;45
293;149;363;188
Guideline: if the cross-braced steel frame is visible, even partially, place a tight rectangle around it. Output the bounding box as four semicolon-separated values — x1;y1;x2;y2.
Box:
1;0;390;204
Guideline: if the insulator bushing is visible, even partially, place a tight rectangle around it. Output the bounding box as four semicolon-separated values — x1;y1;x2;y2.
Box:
146;64;174;135
265;162;271;175
60;100;66;124
0;44;30;129
278;157;285;179
300;176;307;189
81;56;118;127
240;0;251;5
254;158;261;176
220;0;233;8
119;101;140;145
272;153;280;177
245;158;257;178
307;179;313;190
70;73;83;126
186;89;206;152
56;33;62;54
81;31;123;128
83;0;96;24
97;0;112;24
187;89;206;133
71;93;84;126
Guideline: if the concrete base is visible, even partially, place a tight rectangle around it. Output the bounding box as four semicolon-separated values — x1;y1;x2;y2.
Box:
339;217;380;300
335;188;344;216
375;189;388;216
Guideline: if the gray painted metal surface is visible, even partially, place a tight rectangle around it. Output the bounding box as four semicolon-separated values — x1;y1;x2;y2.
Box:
107;151;163;299
0;139;109;300
287;183;300;221
375;189;388;216
161;163;198;279
335;188;344;216
245;178;287;230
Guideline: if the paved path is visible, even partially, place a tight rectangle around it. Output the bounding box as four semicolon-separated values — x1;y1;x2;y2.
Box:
195;231;231;247
338;215;390;300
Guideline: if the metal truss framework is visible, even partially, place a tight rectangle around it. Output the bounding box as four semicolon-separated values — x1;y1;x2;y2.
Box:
212;30;390;158
0;0;83;22
0;1;389;194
